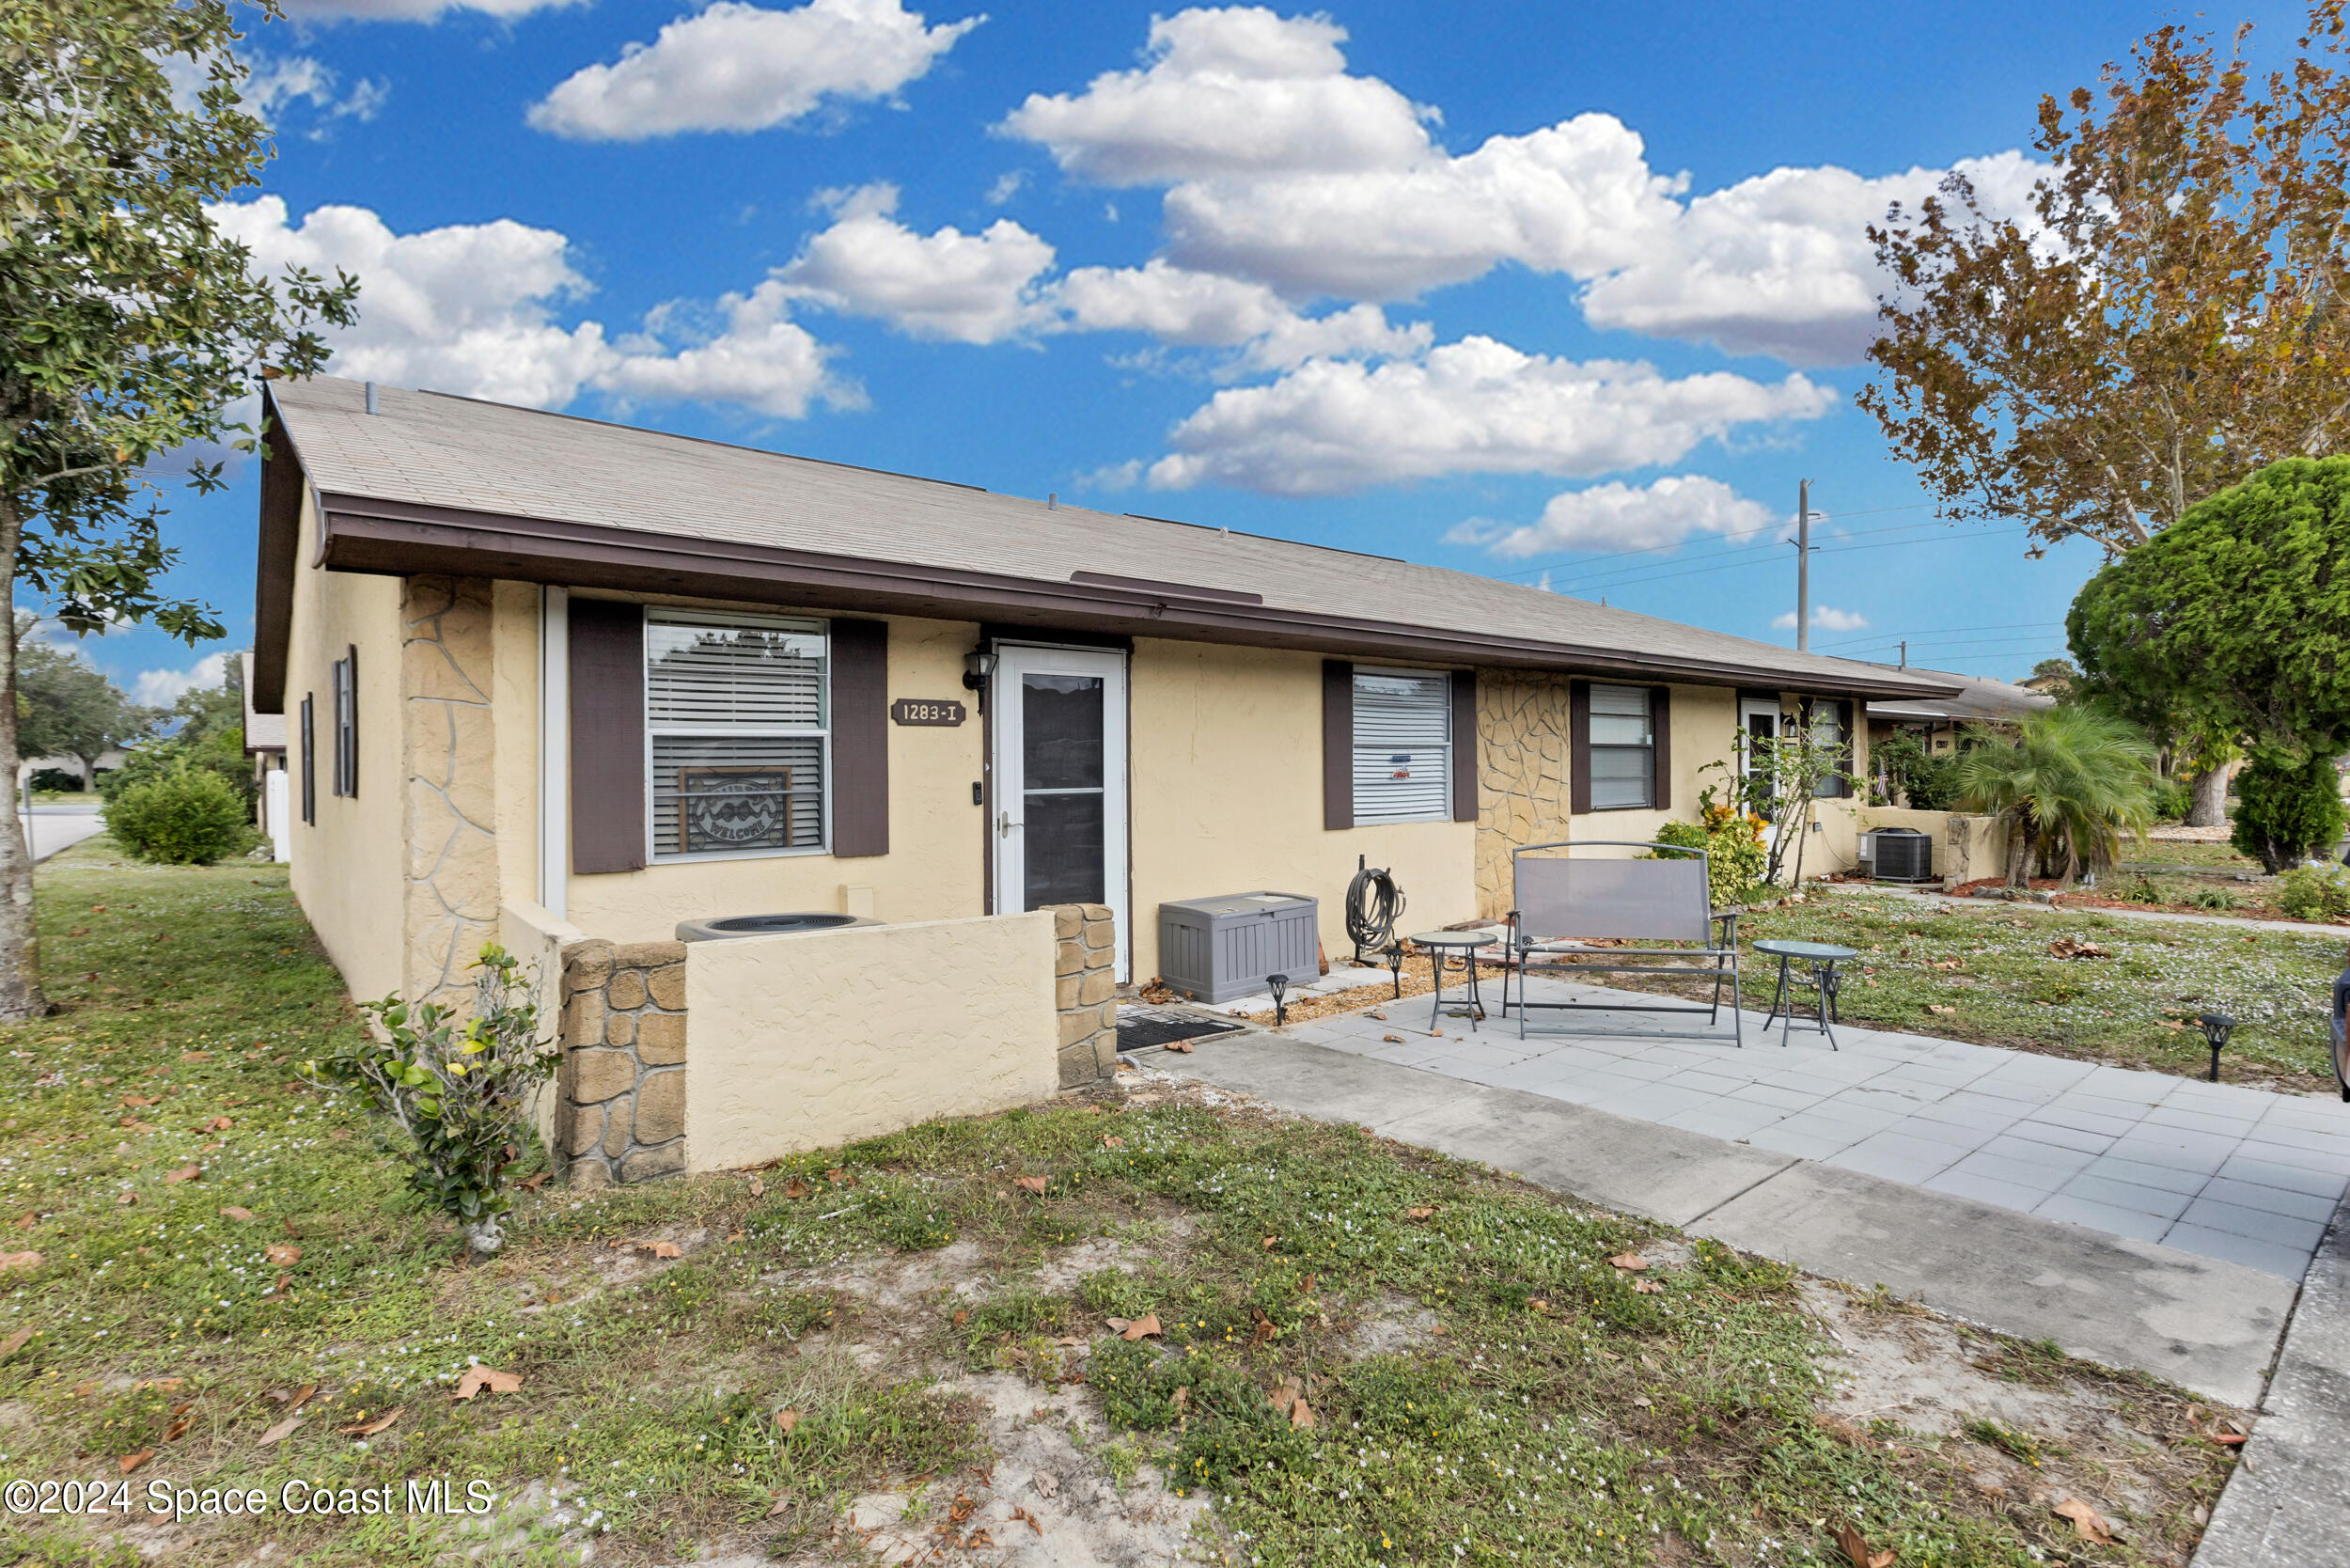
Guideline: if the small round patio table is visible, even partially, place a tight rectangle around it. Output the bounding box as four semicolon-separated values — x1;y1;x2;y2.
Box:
1411;932;1496;1034
1754;939;1858;1051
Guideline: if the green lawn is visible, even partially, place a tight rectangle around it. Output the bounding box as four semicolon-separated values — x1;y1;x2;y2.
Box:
1724;894;2343;1091
0;839;2237;1565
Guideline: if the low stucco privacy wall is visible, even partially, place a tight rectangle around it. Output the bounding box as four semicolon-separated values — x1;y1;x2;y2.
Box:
1859;808;2010;888
683;912;1061;1173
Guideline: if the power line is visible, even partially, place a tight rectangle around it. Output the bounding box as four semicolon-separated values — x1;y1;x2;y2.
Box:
1539;524;2033;599
1817;618;2065;651
1485;499;1951;585
1541;514;2012;593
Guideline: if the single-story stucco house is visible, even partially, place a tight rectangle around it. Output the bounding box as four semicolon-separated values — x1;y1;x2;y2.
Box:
1866;668;2055;758
251;374;1961;1011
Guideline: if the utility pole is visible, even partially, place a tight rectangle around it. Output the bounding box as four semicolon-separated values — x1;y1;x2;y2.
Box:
1899;639;1907;668
1794;478;1811;652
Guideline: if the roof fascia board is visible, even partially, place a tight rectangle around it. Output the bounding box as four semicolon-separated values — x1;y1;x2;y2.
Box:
250;386;306;715
313;494;1964;701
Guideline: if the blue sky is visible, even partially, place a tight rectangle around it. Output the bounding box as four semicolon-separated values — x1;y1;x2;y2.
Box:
74;0;2311;704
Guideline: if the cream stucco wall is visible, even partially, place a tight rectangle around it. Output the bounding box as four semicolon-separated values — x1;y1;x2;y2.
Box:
563;612;985;943
1127;638;1477;980
284;491;408;1001
684;912;1058;1170
490;583;541;915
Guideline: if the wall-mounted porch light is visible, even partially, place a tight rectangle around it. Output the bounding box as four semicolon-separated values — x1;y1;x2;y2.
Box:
962;649;997;692
2197;1011;2235;1082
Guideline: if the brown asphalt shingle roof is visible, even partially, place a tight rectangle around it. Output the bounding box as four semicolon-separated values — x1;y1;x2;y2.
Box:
269;375;1960;698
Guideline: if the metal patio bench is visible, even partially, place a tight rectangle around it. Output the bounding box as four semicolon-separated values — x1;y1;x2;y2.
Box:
1498;839;1743;1045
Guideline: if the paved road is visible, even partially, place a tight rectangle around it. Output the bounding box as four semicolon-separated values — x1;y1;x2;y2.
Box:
1265;971;2350;1280
17;808;103;864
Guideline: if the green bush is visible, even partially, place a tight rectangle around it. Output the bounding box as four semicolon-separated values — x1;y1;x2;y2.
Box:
306;946;555;1254
27;767;82;793
1653;814;1769;907
101;764;251;864
2277;865;2350;921
2150;777;2194;822
2233;746;2347;873
1877;729;1965;810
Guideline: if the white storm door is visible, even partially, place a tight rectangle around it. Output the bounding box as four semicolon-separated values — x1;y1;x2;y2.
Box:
1739;698;1780;799
991;645;1130;979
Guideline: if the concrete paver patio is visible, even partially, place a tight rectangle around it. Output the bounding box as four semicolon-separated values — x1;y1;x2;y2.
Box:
1266;970;2350;1280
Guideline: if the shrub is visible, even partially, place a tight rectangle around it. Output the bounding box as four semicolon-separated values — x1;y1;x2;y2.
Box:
102;763;251;864
2277;865;2350;921
2232;745;2346;873
1877;729;1964;810
305;945;555;1254
27;767;82;793
1653;809;1769;907
2150;777;2194;823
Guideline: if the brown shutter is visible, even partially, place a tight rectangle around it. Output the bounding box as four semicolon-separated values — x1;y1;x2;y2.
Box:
1449;669;1478;823
1569;680;1591;814
830;618;889;857
1323;660;1354;830
1836;698;1856;798
1651;684;1672;811
569;597;645;875
299;695;315;825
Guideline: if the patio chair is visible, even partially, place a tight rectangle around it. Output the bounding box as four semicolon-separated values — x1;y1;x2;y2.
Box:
1499;839;1742;1045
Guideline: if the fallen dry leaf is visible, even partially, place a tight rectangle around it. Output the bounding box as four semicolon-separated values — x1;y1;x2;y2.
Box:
516;1171;550;1192
181;1051;212;1062
118;1449;154;1475
1102;1135;1124;1149
0;1327;31;1357
1012;1175;1049;1196
257;1416;305;1447
163;1166;201;1184
1632;1278;1664;1295
1383;1034;1406;1043
783;1178;810;1200
451;1366;523;1402
1032;1470;1058;1498
2051;1497;2115;1544
1367;1011;1386;1020
2047;936;2112;961
1261;1234;1278;1249
1269;1375;1302;1408
219;1205;254;1222
639;1241;682;1260
0;1251;42;1271
747;1175;764;1198
1927;1004;1957;1015
1171;1386;1190;1419
1291;1397;1316;1429
774;1408;802;1434
119;1094;158;1107
1406;1206;1435;1221
115;1191;136;1206
1833;1520;1894;1568
1010;1503;1043;1534
265;1243;301;1267
164;1415;192;1442
1607;1253;1649;1271
340;1407;404;1437
1120;1313;1163;1341
2210;1431;2249;1447
1162;1040;1194;1053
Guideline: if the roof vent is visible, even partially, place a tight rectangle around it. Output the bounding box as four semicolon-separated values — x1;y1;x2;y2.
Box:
364;382;379;416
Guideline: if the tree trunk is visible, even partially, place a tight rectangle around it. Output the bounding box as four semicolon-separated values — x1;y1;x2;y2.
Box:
0;504;45;1022
2006;820;2035;888
2186;760;2234;827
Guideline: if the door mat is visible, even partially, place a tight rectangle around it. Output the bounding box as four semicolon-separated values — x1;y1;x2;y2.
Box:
1117;1008;1246;1051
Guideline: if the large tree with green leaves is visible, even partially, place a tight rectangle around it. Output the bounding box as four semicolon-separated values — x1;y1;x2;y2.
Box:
1;0;355;1019
1863;3;2350;822
2069;457;2350;871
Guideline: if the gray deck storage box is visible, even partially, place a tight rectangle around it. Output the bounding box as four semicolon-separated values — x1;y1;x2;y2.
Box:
1158;891;1320;1003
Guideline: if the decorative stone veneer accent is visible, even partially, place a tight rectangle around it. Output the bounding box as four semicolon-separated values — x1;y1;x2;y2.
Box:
1048;904;1120;1089
403;576;501;1011
1474;670;1574;919
555;938;689;1186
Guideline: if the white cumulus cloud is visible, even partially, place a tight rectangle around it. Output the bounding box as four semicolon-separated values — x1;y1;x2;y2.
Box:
134;651;229;709
1579;151;2045;365
211;196;855;418
776;184;1058;343
1773;605;1870;632
998;6;1432;184
1049;259;1427;368
529;0;981;141
1448;475;1778;558
1143;335;1834;496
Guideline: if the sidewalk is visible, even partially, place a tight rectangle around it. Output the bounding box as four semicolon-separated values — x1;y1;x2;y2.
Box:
1154;1027;2297;1407
2192;1192;2350;1565
1835;880;2350;942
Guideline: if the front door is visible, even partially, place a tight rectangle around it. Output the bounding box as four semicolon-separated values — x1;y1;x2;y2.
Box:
991;645;1130;979
1739;698;1779;800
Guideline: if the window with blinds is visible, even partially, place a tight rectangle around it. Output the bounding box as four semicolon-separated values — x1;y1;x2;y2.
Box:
1588;684;1653;809
645;612;829;860
1352;667;1451;823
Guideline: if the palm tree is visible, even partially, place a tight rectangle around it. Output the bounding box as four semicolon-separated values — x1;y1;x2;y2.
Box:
1954;706;2158;888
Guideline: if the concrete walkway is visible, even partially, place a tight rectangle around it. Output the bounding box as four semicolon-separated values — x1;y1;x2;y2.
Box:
2193;1190;2350;1565
18;808;102;864
1266;974;2350;1280
1155;1029;2294;1406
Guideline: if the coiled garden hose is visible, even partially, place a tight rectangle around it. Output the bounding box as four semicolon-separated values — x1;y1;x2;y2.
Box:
1344;861;1406;960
